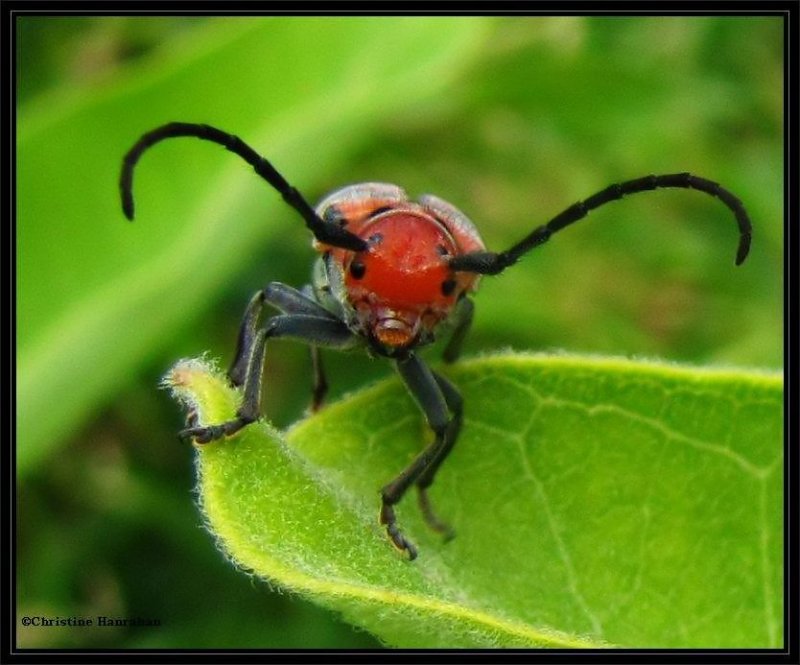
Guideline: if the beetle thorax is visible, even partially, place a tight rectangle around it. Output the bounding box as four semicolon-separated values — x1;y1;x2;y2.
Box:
344;211;461;349
314;183;484;352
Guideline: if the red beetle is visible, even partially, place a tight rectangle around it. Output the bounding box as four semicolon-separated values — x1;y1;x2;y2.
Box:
121;122;752;559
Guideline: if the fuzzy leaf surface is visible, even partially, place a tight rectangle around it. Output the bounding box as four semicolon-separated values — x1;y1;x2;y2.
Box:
166;354;783;648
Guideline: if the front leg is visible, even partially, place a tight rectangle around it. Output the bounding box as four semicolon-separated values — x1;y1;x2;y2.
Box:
415;370;463;540
182;313;356;443
380;354;457;560
229;282;343;387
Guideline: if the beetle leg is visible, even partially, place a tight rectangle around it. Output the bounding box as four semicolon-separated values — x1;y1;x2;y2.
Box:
414;371;463;541
228;291;266;388
309;346;328;412
442;297;474;364
182;326;269;443
229;282;342;387
380;354;456;559
183;314;355;443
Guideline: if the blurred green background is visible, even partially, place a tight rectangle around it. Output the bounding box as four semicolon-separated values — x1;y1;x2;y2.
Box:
17;16;782;648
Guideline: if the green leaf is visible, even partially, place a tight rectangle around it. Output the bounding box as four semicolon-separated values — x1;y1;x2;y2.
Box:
165;353;783;648
17;17;489;476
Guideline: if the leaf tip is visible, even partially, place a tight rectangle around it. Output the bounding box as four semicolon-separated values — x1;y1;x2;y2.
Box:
161;356;237;425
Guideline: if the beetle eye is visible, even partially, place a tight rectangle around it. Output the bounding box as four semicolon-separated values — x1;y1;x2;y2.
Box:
441;278;457;297
350;260;366;279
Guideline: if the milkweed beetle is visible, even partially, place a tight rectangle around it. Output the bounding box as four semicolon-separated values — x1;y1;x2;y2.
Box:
120;122;752;560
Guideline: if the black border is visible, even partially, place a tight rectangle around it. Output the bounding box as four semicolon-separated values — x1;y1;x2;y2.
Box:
6;2;797;663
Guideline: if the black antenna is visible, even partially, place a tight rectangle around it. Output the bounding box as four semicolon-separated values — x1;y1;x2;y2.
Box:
449;172;752;275
119;122;367;252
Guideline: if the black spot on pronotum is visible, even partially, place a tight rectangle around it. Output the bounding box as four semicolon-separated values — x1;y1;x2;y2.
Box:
350;260;366;279
368;206;393;219
436;244;450;257
441;278;457;297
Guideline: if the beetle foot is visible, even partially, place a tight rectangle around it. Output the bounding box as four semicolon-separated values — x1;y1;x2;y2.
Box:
417;488;455;542
179;418;248;444
379;504;418;561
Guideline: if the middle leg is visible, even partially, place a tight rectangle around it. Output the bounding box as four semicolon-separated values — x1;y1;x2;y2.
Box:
309;346;328;412
380;354;457;559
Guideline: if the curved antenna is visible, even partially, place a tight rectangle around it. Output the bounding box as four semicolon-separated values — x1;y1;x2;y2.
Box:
449;173;752;274
119;122;367;252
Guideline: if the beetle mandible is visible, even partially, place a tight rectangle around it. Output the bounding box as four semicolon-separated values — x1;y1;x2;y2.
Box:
120;122;752;560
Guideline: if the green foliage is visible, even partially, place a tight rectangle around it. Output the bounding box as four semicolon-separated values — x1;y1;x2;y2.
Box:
167;354;782;648
17;17;782;649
